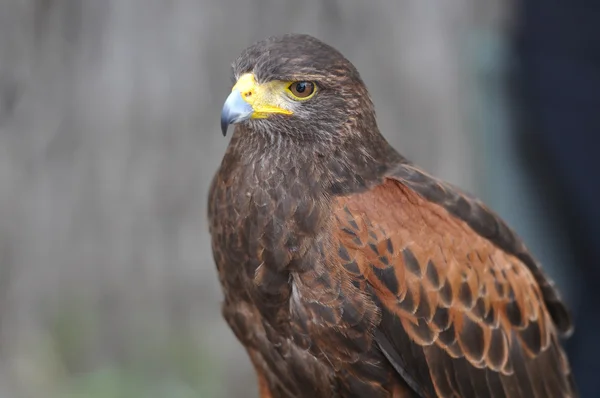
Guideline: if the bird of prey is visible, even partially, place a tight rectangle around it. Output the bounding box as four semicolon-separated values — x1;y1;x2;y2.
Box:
209;34;577;398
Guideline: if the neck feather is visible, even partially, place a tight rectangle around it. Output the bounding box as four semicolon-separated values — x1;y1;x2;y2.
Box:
221;122;401;198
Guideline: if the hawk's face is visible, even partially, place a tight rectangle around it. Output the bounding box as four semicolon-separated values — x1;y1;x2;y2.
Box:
220;34;375;143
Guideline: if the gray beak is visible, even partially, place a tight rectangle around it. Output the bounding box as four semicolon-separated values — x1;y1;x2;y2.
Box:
220;89;254;136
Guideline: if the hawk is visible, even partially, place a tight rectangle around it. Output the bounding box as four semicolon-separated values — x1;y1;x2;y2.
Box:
208;34;577;397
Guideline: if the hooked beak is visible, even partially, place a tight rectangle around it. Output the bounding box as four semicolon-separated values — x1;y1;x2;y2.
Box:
220;89;254;136
220;73;294;136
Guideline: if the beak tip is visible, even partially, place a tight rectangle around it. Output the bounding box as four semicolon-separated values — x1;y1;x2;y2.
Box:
220;89;253;137
221;118;228;136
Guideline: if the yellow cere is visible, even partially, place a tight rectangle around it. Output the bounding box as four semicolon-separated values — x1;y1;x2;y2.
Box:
232;73;294;119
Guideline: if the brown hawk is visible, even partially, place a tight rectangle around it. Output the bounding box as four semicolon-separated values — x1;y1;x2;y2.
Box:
208;34;577;398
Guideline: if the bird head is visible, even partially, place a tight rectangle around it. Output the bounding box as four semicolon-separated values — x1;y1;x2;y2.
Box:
220;34;377;145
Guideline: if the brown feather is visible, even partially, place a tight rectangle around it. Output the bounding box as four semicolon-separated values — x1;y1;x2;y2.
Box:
209;34;575;397
330;177;575;396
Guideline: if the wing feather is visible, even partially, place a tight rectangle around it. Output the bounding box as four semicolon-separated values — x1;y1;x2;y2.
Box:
331;168;576;397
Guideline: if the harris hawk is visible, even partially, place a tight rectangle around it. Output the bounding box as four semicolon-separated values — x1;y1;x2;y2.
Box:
208;34;577;398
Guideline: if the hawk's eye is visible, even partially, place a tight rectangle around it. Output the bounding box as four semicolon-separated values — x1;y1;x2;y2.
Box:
287;81;316;100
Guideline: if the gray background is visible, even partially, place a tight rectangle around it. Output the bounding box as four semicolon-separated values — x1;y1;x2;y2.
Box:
0;1;575;397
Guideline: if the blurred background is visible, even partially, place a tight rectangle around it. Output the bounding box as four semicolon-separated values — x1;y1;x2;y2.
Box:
0;0;598;397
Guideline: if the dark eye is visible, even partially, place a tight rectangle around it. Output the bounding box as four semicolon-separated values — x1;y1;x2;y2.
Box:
288;81;316;99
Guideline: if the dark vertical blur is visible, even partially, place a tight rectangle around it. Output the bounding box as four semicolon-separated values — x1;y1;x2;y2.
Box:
514;0;600;396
